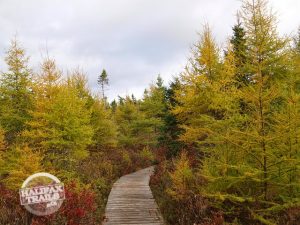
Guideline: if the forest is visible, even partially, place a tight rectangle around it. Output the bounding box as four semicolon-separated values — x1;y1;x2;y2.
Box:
0;0;299;224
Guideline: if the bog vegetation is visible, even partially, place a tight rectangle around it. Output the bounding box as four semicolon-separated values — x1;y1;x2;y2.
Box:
0;39;163;224
0;0;299;224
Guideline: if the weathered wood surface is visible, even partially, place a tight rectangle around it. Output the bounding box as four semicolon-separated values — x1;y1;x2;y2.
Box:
103;166;164;225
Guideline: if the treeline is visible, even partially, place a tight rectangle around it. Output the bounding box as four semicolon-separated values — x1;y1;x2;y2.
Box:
151;0;300;224
0;39;168;224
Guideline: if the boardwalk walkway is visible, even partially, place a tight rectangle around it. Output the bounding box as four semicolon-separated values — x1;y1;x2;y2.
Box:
103;166;164;225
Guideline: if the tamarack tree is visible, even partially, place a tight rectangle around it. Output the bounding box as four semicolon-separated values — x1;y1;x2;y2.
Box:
173;0;300;223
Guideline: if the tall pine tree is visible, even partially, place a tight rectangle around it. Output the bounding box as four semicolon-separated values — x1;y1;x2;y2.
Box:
98;69;109;100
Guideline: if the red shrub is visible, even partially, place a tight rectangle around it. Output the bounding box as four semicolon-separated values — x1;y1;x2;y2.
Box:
0;184;29;224
31;181;98;225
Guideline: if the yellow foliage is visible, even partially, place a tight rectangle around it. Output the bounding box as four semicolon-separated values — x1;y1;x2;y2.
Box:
139;146;155;162
0;128;5;151
0;128;5;169
167;152;195;200
3;145;43;190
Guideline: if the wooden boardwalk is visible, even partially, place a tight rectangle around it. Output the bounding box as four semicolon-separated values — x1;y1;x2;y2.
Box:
103;166;164;225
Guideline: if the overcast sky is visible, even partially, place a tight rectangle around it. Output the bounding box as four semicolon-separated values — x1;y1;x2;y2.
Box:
0;0;299;101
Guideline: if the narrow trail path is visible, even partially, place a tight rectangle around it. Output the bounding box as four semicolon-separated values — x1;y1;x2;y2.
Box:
103;166;164;225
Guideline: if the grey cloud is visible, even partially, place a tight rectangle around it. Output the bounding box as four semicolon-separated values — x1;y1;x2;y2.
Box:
0;0;299;100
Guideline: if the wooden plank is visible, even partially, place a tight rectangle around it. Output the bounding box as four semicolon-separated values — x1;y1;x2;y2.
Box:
103;166;164;225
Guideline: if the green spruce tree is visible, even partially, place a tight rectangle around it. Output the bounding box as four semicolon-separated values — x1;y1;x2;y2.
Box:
98;69;109;100
0;38;33;143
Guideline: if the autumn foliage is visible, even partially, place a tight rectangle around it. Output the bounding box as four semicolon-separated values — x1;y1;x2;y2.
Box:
0;38;159;224
150;0;300;224
0;0;299;224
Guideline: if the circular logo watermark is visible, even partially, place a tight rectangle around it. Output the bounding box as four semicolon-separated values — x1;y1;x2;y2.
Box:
19;172;65;216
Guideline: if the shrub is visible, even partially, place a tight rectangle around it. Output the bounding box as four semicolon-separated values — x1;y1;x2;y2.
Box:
31;181;97;225
0;184;28;225
139;146;155;166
